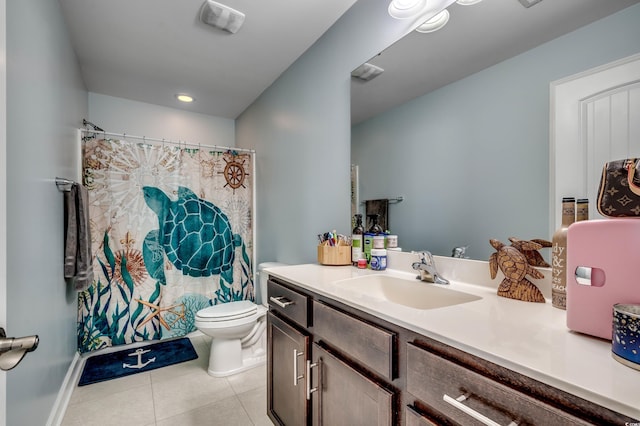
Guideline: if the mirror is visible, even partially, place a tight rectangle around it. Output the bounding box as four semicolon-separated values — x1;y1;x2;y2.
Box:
351;0;639;261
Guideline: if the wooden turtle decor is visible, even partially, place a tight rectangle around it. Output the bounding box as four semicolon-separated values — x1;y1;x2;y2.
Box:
508;237;552;267
489;239;545;303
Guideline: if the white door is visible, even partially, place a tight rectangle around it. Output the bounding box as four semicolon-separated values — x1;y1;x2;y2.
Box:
551;53;640;234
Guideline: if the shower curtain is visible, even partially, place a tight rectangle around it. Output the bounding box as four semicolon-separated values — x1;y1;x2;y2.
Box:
77;138;254;353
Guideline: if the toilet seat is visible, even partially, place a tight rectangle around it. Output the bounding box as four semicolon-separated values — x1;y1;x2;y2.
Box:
196;300;258;323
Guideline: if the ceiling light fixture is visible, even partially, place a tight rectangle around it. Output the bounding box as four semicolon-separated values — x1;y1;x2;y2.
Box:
176;94;194;103
456;0;483;5
388;0;428;19
199;0;245;34
415;9;450;33
351;63;384;82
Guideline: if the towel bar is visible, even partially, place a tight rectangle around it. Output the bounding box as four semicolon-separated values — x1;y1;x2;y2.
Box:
55;177;75;192
361;196;404;205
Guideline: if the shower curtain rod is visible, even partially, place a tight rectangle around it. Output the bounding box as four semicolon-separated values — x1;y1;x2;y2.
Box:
80;129;255;154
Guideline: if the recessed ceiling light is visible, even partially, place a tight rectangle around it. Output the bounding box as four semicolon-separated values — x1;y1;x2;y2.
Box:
176;94;194;103
388;0;427;19
415;9;450;33
456;0;483;5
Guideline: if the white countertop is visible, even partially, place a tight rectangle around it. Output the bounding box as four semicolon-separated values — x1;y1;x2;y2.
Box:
265;252;640;420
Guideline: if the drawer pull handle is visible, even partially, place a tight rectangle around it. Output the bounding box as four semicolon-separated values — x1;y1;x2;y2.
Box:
270;296;294;308
293;349;304;386
443;394;518;426
306;360;318;400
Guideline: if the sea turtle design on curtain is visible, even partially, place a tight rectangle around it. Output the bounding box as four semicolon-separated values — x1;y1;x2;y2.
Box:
142;186;242;284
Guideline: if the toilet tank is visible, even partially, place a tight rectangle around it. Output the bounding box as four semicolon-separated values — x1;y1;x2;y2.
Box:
257;262;288;307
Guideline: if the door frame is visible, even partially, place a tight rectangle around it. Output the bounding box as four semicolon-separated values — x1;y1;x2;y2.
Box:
550;52;640;235
1;0;7;424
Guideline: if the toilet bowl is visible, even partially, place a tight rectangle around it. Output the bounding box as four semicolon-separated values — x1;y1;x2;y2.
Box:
195;300;267;377
195;262;286;377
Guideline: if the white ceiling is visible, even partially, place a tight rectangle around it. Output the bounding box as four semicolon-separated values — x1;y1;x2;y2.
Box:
58;0;358;119
59;0;639;123
351;0;640;124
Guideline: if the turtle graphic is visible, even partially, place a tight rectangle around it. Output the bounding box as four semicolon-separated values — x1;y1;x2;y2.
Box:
142;186;241;284
489;239;545;303
508;237;551;267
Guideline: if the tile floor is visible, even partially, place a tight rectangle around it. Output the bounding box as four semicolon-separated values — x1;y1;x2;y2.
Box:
61;334;273;426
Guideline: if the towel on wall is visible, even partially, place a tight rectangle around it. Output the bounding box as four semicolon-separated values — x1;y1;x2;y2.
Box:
365;199;389;232
64;183;94;291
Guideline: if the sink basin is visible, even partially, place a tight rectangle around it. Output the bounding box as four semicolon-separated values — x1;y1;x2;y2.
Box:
336;274;481;310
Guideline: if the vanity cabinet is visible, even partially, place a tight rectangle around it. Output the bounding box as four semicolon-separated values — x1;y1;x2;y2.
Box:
267;277;398;426
267;279;311;425
406;343;591;426
267;275;636;426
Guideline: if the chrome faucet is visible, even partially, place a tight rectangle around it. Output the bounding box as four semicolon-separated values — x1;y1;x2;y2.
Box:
451;245;468;258
411;251;449;285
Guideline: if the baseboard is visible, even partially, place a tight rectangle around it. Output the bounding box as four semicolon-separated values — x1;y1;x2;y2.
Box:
46;352;84;426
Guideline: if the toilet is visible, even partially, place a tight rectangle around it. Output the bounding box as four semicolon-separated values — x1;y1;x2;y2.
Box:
195;262;286;377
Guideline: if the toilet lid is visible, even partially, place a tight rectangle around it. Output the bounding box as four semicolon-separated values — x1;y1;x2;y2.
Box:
197;300;257;321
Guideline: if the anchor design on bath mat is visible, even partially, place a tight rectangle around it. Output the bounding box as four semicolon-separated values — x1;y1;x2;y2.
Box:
123;348;156;370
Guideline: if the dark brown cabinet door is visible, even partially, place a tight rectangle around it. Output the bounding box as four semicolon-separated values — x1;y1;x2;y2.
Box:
311;343;395;426
268;312;310;426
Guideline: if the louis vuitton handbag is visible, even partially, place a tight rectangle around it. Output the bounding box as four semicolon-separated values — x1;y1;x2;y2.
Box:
597;158;640;217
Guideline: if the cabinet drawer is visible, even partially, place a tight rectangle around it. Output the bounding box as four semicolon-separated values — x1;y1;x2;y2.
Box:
268;279;310;328
406;343;591;426
313;301;395;381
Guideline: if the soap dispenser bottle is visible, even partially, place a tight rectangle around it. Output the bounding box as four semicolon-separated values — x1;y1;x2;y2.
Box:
367;214;383;234
351;214;364;266
551;197;576;310
363;214;383;266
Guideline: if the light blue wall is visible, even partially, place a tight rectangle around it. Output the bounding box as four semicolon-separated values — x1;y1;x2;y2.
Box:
6;0;87;424
352;4;640;260
88;93;235;145
235;0;445;265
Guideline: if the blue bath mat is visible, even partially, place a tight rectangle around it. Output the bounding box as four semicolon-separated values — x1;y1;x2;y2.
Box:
78;338;198;386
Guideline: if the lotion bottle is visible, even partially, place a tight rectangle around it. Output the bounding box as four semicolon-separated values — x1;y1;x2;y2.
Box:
576;198;589;222
551;197;575;309
351;214;364;266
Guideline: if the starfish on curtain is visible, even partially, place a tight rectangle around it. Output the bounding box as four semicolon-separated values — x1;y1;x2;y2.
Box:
135;299;186;330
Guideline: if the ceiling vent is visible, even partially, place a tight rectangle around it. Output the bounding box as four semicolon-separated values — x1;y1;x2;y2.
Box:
199;0;245;34
518;0;543;8
351;63;384;82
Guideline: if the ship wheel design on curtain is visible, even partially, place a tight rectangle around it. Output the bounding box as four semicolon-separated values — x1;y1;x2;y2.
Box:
219;152;250;193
